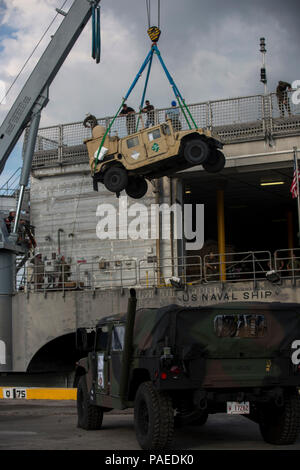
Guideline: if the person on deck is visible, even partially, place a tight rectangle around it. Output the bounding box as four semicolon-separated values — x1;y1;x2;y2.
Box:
165;101;182;131
4;209;16;233
205;252;219;281
30;253;44;291
58;255;71;287
276;81;292;118
120;104;136;135
142;100;155;128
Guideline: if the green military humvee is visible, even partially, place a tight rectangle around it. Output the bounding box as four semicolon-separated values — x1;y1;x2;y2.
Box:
85;120;225;198
75;289;300;450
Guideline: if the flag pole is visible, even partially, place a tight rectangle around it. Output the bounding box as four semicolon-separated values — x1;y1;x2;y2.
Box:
294;146;300;246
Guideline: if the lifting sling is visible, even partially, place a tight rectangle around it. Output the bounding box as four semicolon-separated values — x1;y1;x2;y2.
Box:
93;2;197;173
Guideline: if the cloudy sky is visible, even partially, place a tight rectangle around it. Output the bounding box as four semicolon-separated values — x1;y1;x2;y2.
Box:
0;0;299;184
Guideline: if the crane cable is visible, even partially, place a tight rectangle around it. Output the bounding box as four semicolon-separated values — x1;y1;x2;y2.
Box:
145;0;160;28
145;0;151;28
158;0;160;28
0;0;69;105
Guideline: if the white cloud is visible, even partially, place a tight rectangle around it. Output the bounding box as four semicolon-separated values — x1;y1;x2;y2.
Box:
0;0;298;131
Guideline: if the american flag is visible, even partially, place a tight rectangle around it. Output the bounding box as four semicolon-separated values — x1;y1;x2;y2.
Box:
290;158;300;199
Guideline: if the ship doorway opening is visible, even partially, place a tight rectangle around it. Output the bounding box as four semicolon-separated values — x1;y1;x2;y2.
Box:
182;166;298;258
27;333;82;377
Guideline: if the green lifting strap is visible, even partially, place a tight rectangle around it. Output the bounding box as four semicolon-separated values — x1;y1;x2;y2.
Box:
152;44;197;130
93;43;198;172
93;49;154;172
93;99;125;174
181;97;197;130
136;48;154;132
176;96;192;130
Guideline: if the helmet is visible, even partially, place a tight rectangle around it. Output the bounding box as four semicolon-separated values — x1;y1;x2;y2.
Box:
171;100;177;106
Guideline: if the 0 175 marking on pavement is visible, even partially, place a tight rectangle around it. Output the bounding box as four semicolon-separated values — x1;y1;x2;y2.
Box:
2;388;27;399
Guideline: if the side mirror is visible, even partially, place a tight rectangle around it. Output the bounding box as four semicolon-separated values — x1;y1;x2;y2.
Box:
76;328;95;353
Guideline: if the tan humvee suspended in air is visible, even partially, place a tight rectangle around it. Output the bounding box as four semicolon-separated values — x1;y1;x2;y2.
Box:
84;115;225;198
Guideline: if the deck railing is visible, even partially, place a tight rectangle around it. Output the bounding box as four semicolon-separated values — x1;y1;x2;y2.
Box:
27;92;300;170
19;248;300;293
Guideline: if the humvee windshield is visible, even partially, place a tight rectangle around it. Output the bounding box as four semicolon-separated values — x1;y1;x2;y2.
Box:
112;325;125;351
95;328;109;350
148;129;161;141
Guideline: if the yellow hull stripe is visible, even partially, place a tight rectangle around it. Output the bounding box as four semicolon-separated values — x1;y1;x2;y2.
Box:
0;387;77;400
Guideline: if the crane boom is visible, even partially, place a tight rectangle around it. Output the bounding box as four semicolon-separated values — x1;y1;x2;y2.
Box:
0;0;101;175
0;0;102;373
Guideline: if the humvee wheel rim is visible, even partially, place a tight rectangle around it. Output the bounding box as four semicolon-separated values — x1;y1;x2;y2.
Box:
104;166;128;193
191;145;201;158
184;138;209;164
111;175;120;185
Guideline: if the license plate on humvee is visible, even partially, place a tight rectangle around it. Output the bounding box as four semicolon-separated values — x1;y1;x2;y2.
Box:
227;402;250;415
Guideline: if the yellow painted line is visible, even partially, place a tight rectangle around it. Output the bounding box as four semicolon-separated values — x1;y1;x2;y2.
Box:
0;387;77;400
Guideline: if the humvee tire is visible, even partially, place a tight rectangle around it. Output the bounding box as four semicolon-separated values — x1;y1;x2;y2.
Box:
202;150;225;173
259;392;300;445
184;139;209;165
125;176;148;199
134;381;174;450
77;376;104;430
104;166;128;193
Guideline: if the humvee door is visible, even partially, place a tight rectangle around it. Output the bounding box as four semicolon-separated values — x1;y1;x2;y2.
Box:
94;326;109;395
141;126;168;159
121;133;147;167
109;324;126;397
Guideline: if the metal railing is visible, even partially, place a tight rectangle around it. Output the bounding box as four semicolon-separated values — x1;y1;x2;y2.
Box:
24;263;77;294
203;251;272;284
274;248;300;283
18;248;300;294
77;259;138;290
138;255;202;287
27;92;300;170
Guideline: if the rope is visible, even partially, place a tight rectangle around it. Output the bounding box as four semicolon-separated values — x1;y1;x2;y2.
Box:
0;0;69;105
